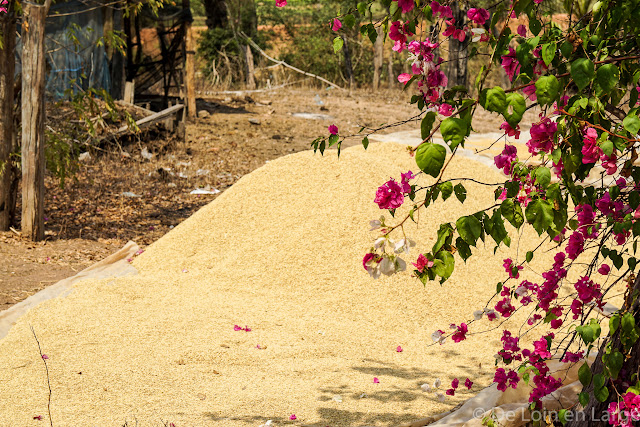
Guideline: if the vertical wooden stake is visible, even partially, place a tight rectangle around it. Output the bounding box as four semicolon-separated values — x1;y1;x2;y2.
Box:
21;0;50;241
244;45;256;90
184;21;196;118
373;27;383;91
0;6;16;230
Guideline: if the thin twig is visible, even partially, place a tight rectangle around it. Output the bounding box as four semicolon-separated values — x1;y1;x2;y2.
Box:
31;326;53;427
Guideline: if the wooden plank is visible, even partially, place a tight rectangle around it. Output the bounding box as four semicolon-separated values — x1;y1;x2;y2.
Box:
184;17;197;118
124;81;135;104
106;104;184;140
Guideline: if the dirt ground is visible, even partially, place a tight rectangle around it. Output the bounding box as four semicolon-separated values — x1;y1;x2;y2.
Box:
0;87;529;311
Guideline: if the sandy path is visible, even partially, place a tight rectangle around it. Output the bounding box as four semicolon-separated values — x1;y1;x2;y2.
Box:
0;142;566;426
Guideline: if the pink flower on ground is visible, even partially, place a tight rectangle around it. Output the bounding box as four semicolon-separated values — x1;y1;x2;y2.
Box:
467;8;489;25
396;345;403;352
374;179;405;210
373;377;380;383
598;264;610;275
445;388;455;396
331;18;342;31
289;414;297;420
451;378;459;389
275;0;286;7
465;378;473;389
41;354;49;360
412;254;434;272
328;124;339;135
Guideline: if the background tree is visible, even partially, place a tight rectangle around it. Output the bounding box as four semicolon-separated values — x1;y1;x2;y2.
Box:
0;0;16;230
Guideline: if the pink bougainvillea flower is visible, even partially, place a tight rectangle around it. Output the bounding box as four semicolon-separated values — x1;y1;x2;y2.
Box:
598;264;611;275
373;377;380;383
581;127;601;164
396;0;415;13
465;378;473;389
289;414;297;420
451;378;459;389
182;268;188;273
328;124;339;135
33;415;43;421
517;24;527;37
527;118;557;155
451;323;468;343
467;8;489;25
445;388;455;396
374;179;405;209
500;122;521;139
41;354;49;360
439;103;454;116
400;170;415;193
398;73;412;84
501;46;520;80
413;254;434;272
493;368;520;391
275;0;286;6
396;345;403;352
560;351;584;363
522;83;537;101
331;18;342;31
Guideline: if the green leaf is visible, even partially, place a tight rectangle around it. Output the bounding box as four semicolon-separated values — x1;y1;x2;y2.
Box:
529;18;542;36
484;87;507;114
535;75;560;106
440;118;467;150
601;139;614;157
557;409;569;426
421;111;437;140
490;211;508;245
571;58;595;91
579;392;590;407
525;199;554;235
623;114;640;135
454;183;467;203
362;136;369;149
357;1;367;15
456;215;482;247
610;314;621;335
440;182;453;201
333;37;344;53
578;363;592;387
576;324;595;344
560;41;573;58
435;250;455;283
526;251;534;263
593;373;609;402
501;199;524;228
596;64;619;94
534;167;551;189
503;93;526;128
622;312;636;334
456;237;472;261
342;14;356;29
603;350;623;379
541;43;556;66
433;223;453;254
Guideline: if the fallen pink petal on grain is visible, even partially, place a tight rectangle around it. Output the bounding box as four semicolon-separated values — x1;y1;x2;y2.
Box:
373;377;380;383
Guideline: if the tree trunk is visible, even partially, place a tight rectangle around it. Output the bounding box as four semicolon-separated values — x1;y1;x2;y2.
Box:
183;0;196;118
373;27;383;91
566;273;640;427
446;1;468;88
0;5;16;231
342;35;355;91
203;0;227;29
21;0;50;241
244;45;256;90
387;53;395;88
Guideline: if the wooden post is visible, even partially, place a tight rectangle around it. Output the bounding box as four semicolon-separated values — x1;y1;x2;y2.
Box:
184;21;196;118
123;81;135;104
21;0;51;241
0;4;16;230
244;45;256;90
446;1;468;88
373;27;383;91
387;53;395;88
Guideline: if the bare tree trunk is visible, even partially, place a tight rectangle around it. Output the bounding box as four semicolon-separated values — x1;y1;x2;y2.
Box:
567;273;640;427
183;0;196;118
373;27;383;91
0;5;16;231
342;35;355;92
446;1;468;88
244;45;256;90
387;53;395;88
21;0;51;241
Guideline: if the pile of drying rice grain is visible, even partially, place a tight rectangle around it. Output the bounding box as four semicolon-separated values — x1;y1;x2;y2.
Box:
0;142;559;426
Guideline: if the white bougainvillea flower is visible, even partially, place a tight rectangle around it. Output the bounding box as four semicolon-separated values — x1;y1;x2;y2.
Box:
515;285;528;296
436;392;446;402
380;256;395;275
421;383;431;392
374;237;387;250
431;330;446;344
471;28;486;42
473;310;484;320
434;378;442;389
396;257;407;272
369;220;382;231
394;238;416;254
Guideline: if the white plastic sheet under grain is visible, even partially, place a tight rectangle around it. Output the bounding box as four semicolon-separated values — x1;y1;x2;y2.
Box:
0;142;558;426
